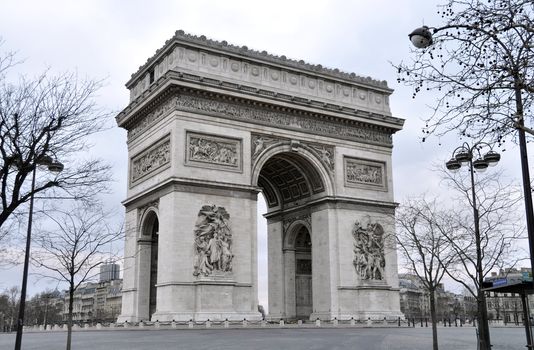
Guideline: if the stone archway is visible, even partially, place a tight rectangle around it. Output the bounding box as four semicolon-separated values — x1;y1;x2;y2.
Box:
253;148;328;320
117;31;404;322
132;208;160;322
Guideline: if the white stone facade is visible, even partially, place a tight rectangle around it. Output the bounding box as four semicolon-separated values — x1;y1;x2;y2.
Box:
116;31;404;322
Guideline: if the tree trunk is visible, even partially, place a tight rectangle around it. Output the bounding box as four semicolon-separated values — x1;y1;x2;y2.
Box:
66;283;74;350
429;289;439;350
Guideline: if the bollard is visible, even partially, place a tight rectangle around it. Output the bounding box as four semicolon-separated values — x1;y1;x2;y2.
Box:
412;318;415;328
455;318;458;327
367;317;373;326
398;317;401;327
351;317;355;326
206;319;211;328
297;319;302;326
139;320;144;328
124;321;129;329
279;319;285;327
243;318;248;327
155;320;160;328
315;318;321;327
224;319;229;328
448;318;451;327
420;318;423;327
333;318;338;327
172;320;177;328
188;319;194;328
425;318;428;327
261;318;266;327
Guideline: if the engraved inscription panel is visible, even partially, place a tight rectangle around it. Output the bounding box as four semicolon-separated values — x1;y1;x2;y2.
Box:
131;136;171;183
186;132;242;172
344;157;386;190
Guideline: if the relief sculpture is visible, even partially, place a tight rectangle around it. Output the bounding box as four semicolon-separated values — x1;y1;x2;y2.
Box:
344;157;386;189
187;133;241;171
193;205;234;277
352;219;385;280
131;138;171;183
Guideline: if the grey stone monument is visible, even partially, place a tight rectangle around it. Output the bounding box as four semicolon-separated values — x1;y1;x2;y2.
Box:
116;31;404;322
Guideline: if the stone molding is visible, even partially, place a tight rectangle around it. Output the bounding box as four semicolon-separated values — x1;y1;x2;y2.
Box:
344;156;387;191
185;131;242;172
282;213;312;237
118;70;403;134
137;199;159;232
129;94;178;140
123;177;260;210
251;133;335;173
127;30;391;101
130;135;171;184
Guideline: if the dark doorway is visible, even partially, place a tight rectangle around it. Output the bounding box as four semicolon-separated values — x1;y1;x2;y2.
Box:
149;216;159;319
294;226;312;319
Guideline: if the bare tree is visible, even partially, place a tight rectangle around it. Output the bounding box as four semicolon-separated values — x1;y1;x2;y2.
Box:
395;0;534;144
0;286;20;332
0;47;112;240
439;167;525;345
31;203;123;350
396;197;457;350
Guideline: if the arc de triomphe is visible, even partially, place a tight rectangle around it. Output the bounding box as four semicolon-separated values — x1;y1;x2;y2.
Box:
116;31;404;322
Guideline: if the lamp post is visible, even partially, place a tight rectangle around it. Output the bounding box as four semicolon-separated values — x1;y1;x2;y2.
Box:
14;155;63;350
445;142;500;350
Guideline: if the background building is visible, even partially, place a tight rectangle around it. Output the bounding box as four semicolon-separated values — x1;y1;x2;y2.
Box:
99;263;120;283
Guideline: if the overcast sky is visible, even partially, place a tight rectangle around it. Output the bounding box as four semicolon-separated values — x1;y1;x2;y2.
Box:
1;0;531;306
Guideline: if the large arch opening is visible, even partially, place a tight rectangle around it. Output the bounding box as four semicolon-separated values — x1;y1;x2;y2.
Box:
256;151;326;211
255;150;327;320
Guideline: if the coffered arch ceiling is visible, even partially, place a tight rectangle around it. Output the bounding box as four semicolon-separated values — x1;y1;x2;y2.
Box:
257;152;325;209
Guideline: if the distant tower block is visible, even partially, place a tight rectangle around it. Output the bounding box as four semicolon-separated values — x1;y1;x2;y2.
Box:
99;263;120;283
116;31;404;322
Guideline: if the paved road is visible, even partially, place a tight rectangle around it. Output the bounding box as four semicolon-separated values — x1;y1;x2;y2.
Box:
0;327;528;350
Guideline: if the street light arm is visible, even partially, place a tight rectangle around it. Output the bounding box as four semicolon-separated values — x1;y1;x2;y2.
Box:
514;122;534;137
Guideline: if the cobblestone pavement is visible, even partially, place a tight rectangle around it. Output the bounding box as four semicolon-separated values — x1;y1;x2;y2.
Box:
0;327;528;350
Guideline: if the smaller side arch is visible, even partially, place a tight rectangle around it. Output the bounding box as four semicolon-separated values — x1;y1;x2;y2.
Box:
283;219;312;250
138;206;159;239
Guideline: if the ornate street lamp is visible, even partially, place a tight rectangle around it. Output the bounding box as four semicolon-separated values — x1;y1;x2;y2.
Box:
445;142;499;350
14;155;64;350
408;26;433;48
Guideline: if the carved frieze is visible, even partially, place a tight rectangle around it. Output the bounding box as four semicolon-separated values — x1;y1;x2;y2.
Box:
175;93;392;146
193;205;233;277
186;132;242;172
352;219;385;280
344;157;386;190
129;96;179;140
130;136;171;184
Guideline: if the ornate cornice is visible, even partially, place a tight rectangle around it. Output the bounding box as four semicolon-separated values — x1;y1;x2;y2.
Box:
118;70;404;133
118;82;399;147
128;30;391;91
